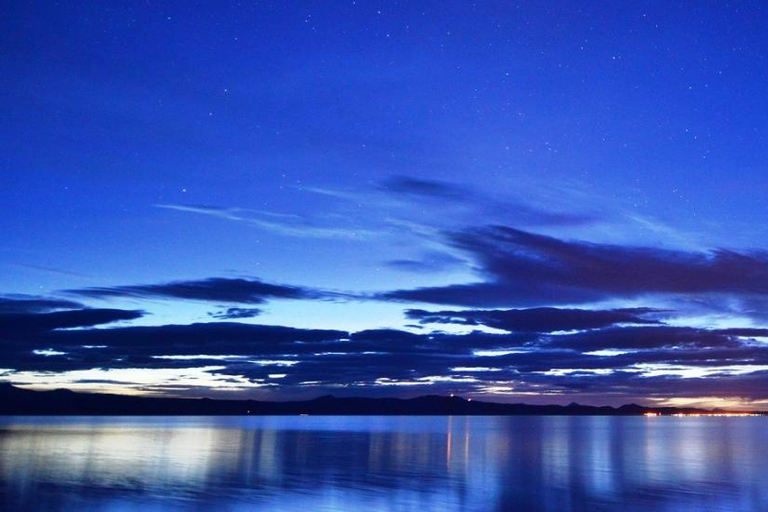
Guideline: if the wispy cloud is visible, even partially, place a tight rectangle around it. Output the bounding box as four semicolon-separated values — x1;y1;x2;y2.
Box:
386;250;467;274
306;175;600;229
9;263;92;278
156;204;378;240
381;226;768;307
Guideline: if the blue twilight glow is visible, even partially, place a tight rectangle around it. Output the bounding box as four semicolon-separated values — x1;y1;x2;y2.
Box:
2;2;768;407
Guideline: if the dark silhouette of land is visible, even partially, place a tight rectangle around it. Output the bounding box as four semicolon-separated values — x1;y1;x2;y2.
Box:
0;383;762;416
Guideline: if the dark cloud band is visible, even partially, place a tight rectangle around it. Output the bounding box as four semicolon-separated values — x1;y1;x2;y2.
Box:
382;226;768;306
2;296;767;403
65;277;332;304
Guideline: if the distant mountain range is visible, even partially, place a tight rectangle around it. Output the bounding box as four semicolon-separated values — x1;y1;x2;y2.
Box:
0;383;763;416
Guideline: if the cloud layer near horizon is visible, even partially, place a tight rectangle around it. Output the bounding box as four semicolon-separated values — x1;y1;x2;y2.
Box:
6;220;768;407
2;295;768;406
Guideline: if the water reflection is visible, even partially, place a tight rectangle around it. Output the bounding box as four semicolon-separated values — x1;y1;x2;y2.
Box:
0;416;766;511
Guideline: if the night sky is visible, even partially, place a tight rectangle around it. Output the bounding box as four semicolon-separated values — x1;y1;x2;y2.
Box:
3;2;768;408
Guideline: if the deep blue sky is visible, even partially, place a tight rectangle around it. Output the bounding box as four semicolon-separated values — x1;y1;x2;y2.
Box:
2;1;768;408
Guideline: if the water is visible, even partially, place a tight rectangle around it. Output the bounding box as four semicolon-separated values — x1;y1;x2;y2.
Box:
0;416;766;511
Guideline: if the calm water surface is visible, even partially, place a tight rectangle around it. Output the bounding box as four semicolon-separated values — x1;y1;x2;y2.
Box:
0;415;766;511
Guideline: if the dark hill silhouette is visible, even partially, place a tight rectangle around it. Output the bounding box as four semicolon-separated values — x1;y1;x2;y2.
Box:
0;383;762;416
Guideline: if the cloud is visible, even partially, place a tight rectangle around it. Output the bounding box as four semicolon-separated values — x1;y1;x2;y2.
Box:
406;307;663;332
45;322;347;354
66;277;332;304
378;175;467;200
0;295;85;313
301;176;597;252
0;308;144;335
0;309;144;337
208;307;263;319
0;296;143;336
542;326;746;351
377;175;597;227
156;204;378;240
522;370;768;402
1;306;766;402
382;226;768;307
386;251;466;274
10;263;92;278
3;296;768;403
0;319;350;374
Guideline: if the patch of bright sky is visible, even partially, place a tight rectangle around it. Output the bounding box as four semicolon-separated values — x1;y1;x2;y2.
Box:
650;396;768;411
151;355;251;361
584;349;636;357
540;368;617;377
632;364;768;379
261;300;415;332
2;366;265;396
31;349;67;357
374;375;480;387
473;349;529;357
450;367;502;373
663;313;761;330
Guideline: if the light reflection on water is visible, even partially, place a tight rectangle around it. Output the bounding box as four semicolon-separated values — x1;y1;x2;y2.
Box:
0;416;766;511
